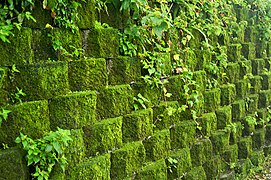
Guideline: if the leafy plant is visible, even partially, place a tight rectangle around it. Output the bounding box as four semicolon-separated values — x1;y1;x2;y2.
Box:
133;93;150;111
15;128;72;180
0;108;11;126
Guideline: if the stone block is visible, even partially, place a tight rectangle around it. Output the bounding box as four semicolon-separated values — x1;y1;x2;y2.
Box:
203;155;222;180
232;100;246;122
190;139;213;167
220;84;236;106
183;166;207;180
225;62;240;83
192;70;207;92
227;44;242;62
68;58;108;91
203;88;220;112
239;60;252;78
77;0;96;29
261;73;271;90
210;130;230;154
216;106;232;129
252;128;265;150
251;58;265;75
235;80;249;99
250;150;265;167
197;112;217;136
256;41;267;58
249;75;262;94
238;137;252;159
241;43;256;60
266;124;271;145
221;144;238;169
259;90;271;108
246;94;259;114
136;159;167;179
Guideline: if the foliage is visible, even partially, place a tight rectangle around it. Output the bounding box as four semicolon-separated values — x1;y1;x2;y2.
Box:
0;108;11;127
15;128;72;180
133;93;149;111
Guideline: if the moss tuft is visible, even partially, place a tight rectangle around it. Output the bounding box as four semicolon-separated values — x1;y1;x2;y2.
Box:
136;159;167;179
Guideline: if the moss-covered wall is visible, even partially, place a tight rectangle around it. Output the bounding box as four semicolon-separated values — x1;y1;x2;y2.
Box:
1;1;271;179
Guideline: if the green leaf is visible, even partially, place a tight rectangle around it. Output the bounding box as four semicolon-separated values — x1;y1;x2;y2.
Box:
53;141;62;154
45;145;53;153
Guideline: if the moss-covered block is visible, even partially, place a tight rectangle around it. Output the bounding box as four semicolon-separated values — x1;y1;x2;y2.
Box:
123;109;153;142
23;1;52;29
220;84;236;106
136;159;167;180
227;44;242;62
49;91;96;130
167;148;192;179
76;0;96;29
235;80;249;99
32;29;57;61
197;112;217;136
256;108;267;128
82;27;119;58
96;84;133;119
53;28;82;60
232;100;246;122
143;129;171;161
259;90;271;108
192;70;207;92
210;130;230;154
250;150;265;167
264;145;271;156
14;61;69;101
0;67;8;106
183;166;207;180
166;75;184;102
215;106;232;129
264;57;271;70
235;158;252;178
239;60;252;78
111;141;146;179
256;41;267;58
64;129;86;177
203;155;222;180
68;58;108;91
266;124;271;145
238;137;252;159
244;26;257;43
170;120;196;149
0;147;28;180
242;115;256;136
0;28;33;66
195;50;212;70
252;128;265;150
241;43;256;60
69;154;111;180
83;116;122;156
261;73;271;90
108;56;141;85
190;139;213;167
225;62;240;83
229;122;243;145
221;144;238;169
0;100;50;146
251;58;265;75
203;88;220;112
246;94;259;114
249;75;262;94
153;101;180;130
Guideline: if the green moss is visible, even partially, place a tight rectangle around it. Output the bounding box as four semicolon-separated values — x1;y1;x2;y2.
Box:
251;150;265;167
65;129;86;177
136;159;167;179
166;75;184;102
225;63;240;83
210;130;230;154
184;166;207;180
259;90;271;108
251;58;265;75
203;155;222;180
32;29;57;61
0;147;28;179
246;94;259;114
83;117;122;156
256;108;267;128
230;122;243;144
203;88;221;112
198;112;217;136
192;70;207;92
53;28;82;60
264;57;271;70
76;0;96;29
215;106;232;129
260;73;271;90
243;115;256;136
195;50;212;70
232;100;246;122
266;124;271;145
235;80;249;99
167;148;192;179
238;137;252;159
239;60;252;78
0;67;8;106
221;145;238;169
23;1;52;29
235;158;252;178
190;140;206;167
227;44;242;62
82;27;119;58
170;120;196;149
220;84;236;106
49;91;96;130
111;141;145;179
252;128;265;150
13;61;69;101
0;28;33;66
241;43;255;60
0;100;50;146
68;58;108;91
69;154;111;180
143;129;171;161
123;108;153;142
256;41;267;58
153;101;180;130
249;75;262;94
108;56;141;85
244;26;257;43
96;84;133;119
